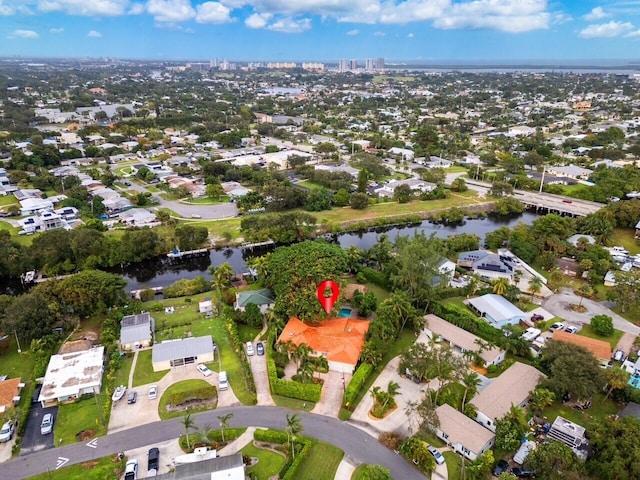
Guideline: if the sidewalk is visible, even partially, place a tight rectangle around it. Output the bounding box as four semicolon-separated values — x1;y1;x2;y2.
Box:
218;427;256;455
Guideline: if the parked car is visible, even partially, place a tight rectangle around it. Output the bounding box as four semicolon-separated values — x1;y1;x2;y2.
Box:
530;314;544;322
40;413;54;435
191;214;201;218
427;445;445;465
0;421;15;443
549;322;564;331
127;390;137;404
148;385;158;400
197;364;212;377
218;371;229;390
613;349;625;362
246;341;255;356
564;326;578;334
512;467;536;478
148;447;159;472
32;384;42;403
492;460;510;476
124;459;138;480
256;342;265;356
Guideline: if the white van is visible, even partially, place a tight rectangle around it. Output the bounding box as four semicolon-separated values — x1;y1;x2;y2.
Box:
218;371;228;390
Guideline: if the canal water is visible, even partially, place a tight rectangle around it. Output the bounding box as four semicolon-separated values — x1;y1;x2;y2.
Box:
122;212;538;291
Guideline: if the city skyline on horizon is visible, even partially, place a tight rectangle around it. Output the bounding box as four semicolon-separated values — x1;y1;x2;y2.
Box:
1;1;640;61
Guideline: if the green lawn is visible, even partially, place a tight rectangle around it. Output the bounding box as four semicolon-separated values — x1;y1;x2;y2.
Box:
294;441;343;480
419;430;446;448
272;394;315;411
112;353;134;389
181;196;231;205
443;451;463;480
610;228;640;256
339;328;417;420
55;393;111;445
346;278;391;302
132;349;167;387
158;379;217;420
242;442;287;479
237;324;262;343
148;298;256;405
297;180;324;190
541;393;620;429
27;454;125;480
578;324;624;350
0;339;36;381
0;195;18;207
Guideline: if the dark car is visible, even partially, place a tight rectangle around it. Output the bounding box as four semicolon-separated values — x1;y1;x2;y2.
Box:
492;460;510;476
148;447;159;472
530;314;544;322
512;467;536;478
127;390;137;404
256;342;265;356
32;384;42;403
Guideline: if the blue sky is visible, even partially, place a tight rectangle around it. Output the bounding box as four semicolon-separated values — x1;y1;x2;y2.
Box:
1;1;640;62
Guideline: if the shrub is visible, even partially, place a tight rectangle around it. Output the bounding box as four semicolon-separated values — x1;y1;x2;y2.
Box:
163;277;210;298
343;363;373;407
167;385;217;406
379;431;403;451
139;288;156;302
591;314;614;337
358;267;388;289
254;428;288;444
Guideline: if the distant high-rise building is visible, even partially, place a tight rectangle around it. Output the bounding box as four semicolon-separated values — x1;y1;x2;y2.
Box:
339;59;349;72
376;57;385;70
267;62;297;69
365;59;375;71
349;59;358;70
210;58;218;68
302;62;325;72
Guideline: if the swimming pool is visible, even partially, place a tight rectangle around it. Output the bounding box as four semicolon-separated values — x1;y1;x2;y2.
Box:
338;308;352;318
629;373;640;389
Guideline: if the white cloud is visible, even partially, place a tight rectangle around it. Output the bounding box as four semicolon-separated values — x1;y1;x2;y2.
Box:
49;27;64;33
88;30;103;37
552;12;572;25
128;2;145;14
245;12;271;28
12;29;39;38
579;20;634;38
347;29;359;36
146;0;195;22
0;1;14;15
407;32;414;38
196;2;231;23
37;0;130;16
583;7;608;21
627;29;640;38
267;17;311;33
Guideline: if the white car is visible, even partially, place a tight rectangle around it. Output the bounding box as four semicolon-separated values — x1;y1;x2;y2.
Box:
427;445;445;465
0;421;14;443
40;413;54;435
549;322;565;331
564;326;578;334
246;342;255;356
197;364;212;377
124;459;138;480
148;385;158;400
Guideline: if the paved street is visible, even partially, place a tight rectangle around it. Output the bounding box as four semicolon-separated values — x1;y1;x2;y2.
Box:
6;406;425;480
543;289;640;335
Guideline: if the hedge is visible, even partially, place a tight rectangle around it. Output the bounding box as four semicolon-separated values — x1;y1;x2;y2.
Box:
343;363;373;407
357;267;389;289
168;385;217;406
266;331;322;403
254;428;288;444
254;429;311;480
430;302;503;344
282;440;313;480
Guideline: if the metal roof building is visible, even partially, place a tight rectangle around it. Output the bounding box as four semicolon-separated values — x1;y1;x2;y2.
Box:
152;336;215;372
467;294;526;328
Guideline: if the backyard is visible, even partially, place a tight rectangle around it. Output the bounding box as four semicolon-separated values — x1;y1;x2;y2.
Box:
577;324;624;350
132;349;167;387
242;442;287;479
294;441;344;480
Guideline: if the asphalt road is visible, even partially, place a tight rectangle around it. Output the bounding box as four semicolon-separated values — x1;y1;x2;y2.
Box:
8;406;425;479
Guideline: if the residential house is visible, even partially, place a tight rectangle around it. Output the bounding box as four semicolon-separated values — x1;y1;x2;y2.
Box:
415;155;453;169
151;336;215;372
234;289;274;314
18;197;53;216
435;404;495;461
457;250;517;281
547;416;589;460
119;208;158;227
38;347;105;407
277;317;370;373
546;165;593;181
18;209;69;234
552;330;612;365
554;258;580;278
120;313;154;350
198;298;213;314
155;452;245;480
470;361;546;432
422;314;506;367
388;147;414;161
0;378;24;414
467;294;527;328
375;178;436;198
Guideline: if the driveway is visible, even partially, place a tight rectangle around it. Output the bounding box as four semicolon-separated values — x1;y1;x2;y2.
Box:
542;289;640;335
311;371;351;418
124;438;184;477
247;344;274;406
20;403;57;454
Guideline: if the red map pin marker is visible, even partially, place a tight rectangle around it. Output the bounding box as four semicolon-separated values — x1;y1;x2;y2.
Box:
317;280;340;314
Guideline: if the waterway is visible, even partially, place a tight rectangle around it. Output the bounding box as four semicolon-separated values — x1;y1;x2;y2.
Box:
122;212;538;292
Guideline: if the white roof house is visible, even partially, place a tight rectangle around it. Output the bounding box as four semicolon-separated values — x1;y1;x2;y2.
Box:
38;346;105;407
375;178;436;197
467;294;526;328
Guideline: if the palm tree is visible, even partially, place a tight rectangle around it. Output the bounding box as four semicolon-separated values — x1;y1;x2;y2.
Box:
248;254;269;280
528;276;543;301
182;413;195;450
209;262;233;309
492;277;510;296
528;388;555;416
577;284;592;307
285;413;303;459
461;371;481;411
197;423;213;446
604;366;630;401
291;343;312;369
296;359;314;384
345;245;363;274
381;381;401;410
217;413;234;442
386;291;416;332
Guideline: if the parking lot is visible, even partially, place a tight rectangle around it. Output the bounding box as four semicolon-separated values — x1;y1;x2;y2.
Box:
20;403;57;454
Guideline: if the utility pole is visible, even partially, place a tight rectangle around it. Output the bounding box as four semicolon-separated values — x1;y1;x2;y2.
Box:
539;166;546;193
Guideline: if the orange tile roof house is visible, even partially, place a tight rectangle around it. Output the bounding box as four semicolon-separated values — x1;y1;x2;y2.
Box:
552;330;612;363
277;317;370;373
0;378;24;413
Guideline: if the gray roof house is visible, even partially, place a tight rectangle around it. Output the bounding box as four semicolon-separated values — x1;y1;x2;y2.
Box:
155;452;245;480
435;404;495;461
457;250;517;281
234;289;274;314
120;313;154;350
152;335;215;372
467;294;527;328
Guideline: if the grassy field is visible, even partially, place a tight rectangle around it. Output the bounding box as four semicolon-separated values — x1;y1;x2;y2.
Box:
242;442;287;479
610;228;640;255
578;324;624;349
112;353;134;388
0;339;36;381
143;296;256;405
272;394;315;411
237;324;262;343
294;441;343;480
181;196;231;205
542;393;620;429
346;278;391;302
443;451;463;480
0;195;18;207
339;328;417;420
27;454;124;480
297;180;324;190
55;393;110;445
158;379;217;420
132;349;167;387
